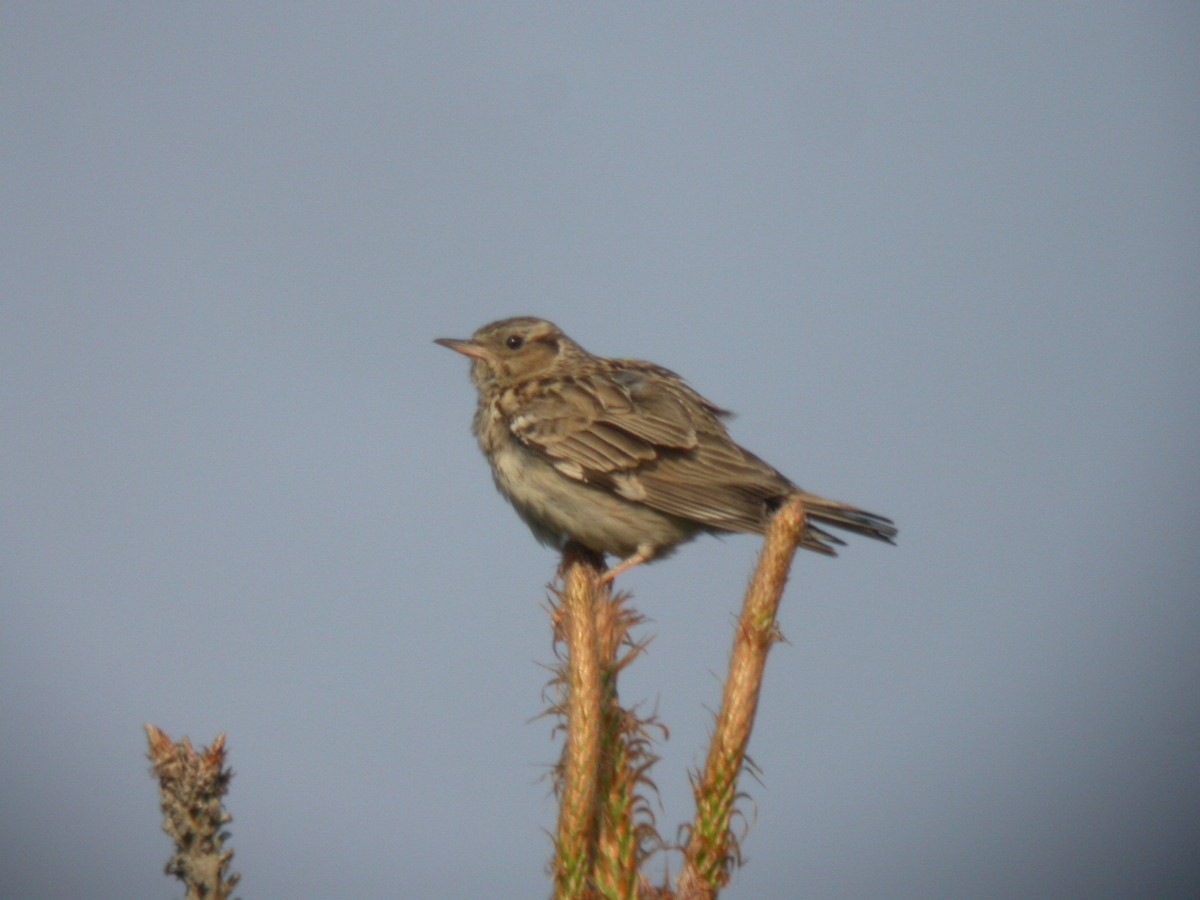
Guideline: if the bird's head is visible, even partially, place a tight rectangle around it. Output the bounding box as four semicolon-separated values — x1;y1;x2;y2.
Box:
435;317;586;388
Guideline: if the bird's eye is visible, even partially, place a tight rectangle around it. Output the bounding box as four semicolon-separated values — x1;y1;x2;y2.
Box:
505;335;524;350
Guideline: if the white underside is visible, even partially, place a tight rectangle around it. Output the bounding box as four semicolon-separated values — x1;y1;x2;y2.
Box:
487;441;699;560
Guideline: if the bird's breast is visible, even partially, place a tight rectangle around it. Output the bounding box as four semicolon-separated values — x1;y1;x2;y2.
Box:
472;395;511;454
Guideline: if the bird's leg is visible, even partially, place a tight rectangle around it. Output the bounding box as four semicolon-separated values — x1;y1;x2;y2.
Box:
596;547;652;585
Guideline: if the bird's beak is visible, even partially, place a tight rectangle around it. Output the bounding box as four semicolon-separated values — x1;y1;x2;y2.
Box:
434;337;492;361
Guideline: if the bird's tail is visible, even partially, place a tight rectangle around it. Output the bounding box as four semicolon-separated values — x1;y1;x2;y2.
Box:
792;492;897;556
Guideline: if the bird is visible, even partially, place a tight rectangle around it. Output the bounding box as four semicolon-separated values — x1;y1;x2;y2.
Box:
435;317;896;582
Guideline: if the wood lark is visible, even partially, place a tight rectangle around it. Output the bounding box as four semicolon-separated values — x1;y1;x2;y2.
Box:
436;317;896;582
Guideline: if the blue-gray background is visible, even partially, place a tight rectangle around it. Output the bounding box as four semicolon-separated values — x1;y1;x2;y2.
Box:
3;4;1197;898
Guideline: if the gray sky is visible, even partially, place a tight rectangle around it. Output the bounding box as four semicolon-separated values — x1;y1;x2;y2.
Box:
3;4;1198;898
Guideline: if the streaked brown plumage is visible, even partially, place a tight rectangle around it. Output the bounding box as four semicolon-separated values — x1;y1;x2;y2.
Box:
436;317;896;581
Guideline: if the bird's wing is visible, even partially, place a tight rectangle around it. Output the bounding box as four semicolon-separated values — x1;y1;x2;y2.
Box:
510;368;787;532
508;371;695;476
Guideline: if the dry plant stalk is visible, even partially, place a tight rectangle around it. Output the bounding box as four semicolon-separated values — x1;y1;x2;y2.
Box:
591;579;664;899
550;546;665;899
553;547;605;896
550;499;808;898
145;724;240;900
676;496;808;899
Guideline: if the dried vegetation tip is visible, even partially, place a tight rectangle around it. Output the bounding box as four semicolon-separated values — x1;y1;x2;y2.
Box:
145;724;240;900
545;558;671;897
